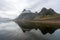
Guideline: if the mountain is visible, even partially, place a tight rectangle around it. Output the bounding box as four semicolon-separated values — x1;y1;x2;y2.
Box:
22;9;32;13
16;9;38;20
15;8;60;33
47;8;57;15
15;8;58;21
39;8;48;15
39;8;57;16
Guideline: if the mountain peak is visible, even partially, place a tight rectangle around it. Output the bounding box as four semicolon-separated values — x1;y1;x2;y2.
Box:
48;8;55;12
22;9;32;13
39;8;57;16
40;7;47;12
47;8;57;15
41;7;47;10
39;7;48;15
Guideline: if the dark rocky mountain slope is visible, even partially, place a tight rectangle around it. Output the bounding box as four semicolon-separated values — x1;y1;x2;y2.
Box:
15;8;58;21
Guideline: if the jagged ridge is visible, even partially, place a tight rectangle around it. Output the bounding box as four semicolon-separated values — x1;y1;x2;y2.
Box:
16;8;58;20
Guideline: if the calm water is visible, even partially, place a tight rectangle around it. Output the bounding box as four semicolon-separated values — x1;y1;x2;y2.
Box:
0;21;60;40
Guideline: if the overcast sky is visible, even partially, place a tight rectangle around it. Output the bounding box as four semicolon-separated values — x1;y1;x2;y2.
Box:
0;0;60;19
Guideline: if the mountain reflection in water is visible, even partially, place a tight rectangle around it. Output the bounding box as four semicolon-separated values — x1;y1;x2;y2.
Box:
15;21;59;34
0;21;60;40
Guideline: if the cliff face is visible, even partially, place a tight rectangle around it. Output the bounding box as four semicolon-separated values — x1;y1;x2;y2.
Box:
16;8;58;20
16;9;38;20
17;13;37;20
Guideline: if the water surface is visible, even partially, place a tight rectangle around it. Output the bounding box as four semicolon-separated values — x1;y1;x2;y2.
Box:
0;21;60;40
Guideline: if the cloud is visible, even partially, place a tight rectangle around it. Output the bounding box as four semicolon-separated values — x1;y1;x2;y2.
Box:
0;0;30;19
26;0;60;13
0;0;60;19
